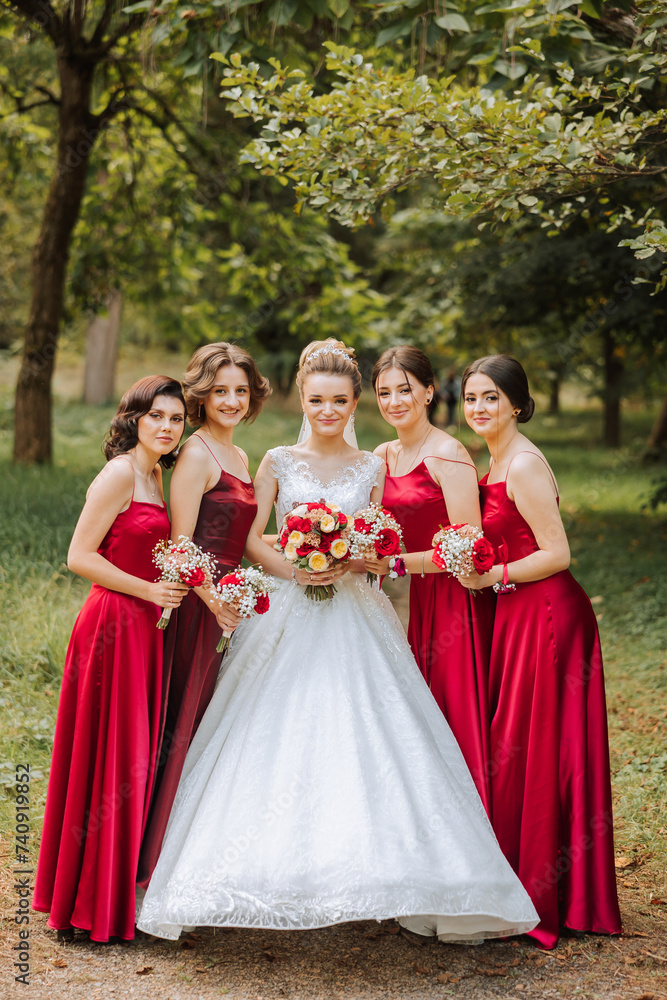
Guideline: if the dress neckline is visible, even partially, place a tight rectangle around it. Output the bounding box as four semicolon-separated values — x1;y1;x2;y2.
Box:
282;446;372;489
204;467;254;493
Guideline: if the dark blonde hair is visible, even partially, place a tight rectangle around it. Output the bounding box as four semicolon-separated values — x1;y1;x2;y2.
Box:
183;343;271;427
461;355;535;423
104;376;185;469
296;339;362;399
371;346;437;416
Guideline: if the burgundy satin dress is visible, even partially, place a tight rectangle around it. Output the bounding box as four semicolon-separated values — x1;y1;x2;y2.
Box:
33;498;170;941
383;459;494;814
137;446;257;886
480;456;621;949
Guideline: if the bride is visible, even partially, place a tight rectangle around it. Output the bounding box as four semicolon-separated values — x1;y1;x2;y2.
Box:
137;340;538;942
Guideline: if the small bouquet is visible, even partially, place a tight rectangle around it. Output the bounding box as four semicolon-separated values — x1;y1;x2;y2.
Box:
349;503;403;586
278;500;351;601
431;524;495;594
211;565;275;652
153;535;215;629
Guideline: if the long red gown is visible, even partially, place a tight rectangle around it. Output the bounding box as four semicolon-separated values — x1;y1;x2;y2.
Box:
480;458;621;949
137;450;257;886
33;498;170;941
383;459;494;813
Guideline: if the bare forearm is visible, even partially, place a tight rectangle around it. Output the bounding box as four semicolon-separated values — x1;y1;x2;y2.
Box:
67;551;152;600
245;533;293;580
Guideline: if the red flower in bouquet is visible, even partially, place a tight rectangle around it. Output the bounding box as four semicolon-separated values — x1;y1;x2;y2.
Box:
472;537;495;574
279;500;351;601
431;524;496;595
349;503;404;586
254;593;270;614
153;535;215;629
212;565;275;652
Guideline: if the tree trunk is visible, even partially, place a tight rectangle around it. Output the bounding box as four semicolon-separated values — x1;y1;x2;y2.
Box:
602;329;623;448
644;396;667;460
13;52;95;463
83;289;122;405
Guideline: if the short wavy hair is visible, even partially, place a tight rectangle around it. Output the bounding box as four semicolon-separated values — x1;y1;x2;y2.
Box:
104;375;185;469
183;343;272;427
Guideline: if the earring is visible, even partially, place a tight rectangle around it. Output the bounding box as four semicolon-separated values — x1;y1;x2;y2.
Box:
349;413;356;428
513;409;520;416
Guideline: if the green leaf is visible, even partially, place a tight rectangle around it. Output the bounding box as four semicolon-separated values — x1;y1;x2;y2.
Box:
121;0;153;11
376;21;414;47
434;13;470;32
577;0;602;17
327;0;349;18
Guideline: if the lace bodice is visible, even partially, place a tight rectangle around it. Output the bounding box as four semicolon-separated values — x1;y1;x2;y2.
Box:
269;446;383;524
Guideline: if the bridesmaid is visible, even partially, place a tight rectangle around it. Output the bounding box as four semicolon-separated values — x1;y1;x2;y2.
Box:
33;376;188;942
366;346;494;813
137;343;271;886
459;354;621;949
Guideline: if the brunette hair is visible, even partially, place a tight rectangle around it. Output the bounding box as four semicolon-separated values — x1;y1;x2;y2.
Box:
461;355;535;423
371;346;437;416
183;343;272;427
296;338;362;399
104;376;185;468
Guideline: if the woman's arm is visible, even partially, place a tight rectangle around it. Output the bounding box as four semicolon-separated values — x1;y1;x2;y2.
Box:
68;460;188;608
460;453;570;589
170;438;242;630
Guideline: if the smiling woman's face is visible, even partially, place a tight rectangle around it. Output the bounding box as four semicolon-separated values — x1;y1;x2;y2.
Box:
301;373;357;437
201;364;251;429
462;372;516;438
375;365;432;429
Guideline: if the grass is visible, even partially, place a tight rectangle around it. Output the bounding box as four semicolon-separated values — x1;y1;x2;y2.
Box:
0;352;666;977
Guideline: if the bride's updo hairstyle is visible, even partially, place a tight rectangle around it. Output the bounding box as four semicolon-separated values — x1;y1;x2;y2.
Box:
104;375;185;469
183;342;272;428
296;338;362;399
371;346;437;416
461;354;535;424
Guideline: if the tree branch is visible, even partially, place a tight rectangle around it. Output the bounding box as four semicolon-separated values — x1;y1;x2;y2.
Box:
0;0;60;43
0;78;60;117
90;0;118;48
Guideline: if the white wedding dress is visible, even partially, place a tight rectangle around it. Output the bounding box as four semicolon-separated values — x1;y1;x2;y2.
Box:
137;447;538;941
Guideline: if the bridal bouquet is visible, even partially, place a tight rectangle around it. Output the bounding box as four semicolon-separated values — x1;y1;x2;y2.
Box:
211;565;275;652
153;535;215;629
349;503;403;586
279;500;351;601
431;524;495;593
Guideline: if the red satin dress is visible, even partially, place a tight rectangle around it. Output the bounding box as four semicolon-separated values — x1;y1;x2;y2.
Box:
383;459;494;814
137;441;257;886
33;495;170;941
480;455;621;949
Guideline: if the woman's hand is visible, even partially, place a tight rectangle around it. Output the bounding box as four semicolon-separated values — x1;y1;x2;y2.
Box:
457;566;500;591
147;580;189;609
363;555;391;577
197;588;243;631
211;600;243;632
293;564;346;587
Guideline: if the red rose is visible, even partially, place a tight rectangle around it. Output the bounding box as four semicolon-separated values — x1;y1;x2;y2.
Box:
354;518;372;534
306;502;327;511
254;594;270;614
375;528;401;558
319;536;332;553
180;567;206;587
296;544;314;556
472;537;495;574
220;572;243;586
337;513;348;527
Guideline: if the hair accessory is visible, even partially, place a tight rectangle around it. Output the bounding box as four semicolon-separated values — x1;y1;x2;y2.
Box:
493;563;517;594
307;345;353;363
388;555;406;579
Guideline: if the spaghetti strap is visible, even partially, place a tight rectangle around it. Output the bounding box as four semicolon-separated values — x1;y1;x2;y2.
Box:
196;433;224;471
505;451;558;497
422;455;477;471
